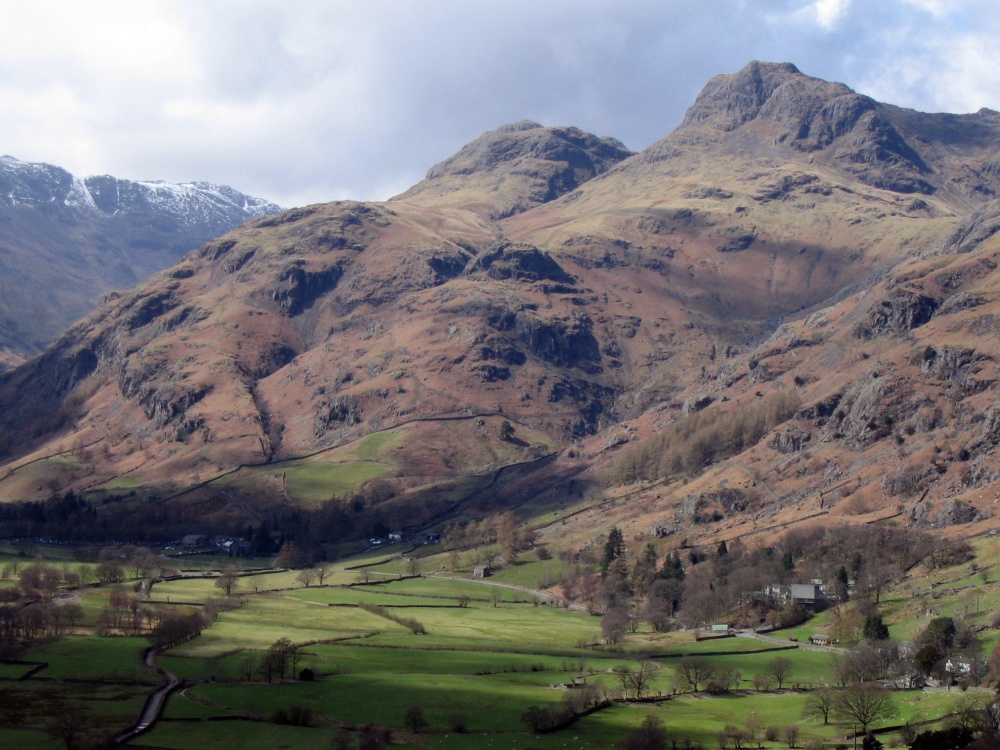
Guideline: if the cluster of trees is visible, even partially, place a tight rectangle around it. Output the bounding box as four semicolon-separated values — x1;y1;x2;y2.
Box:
442;510;537;569
0;600;84;653
613;391;801;485
0;476;408;562
236;637;302;683
803;684;895;733
672;656;744;694
552;523;939;637
520;682;606;734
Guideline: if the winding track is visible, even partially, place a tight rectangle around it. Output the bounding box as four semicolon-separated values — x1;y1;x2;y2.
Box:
113;647;180;746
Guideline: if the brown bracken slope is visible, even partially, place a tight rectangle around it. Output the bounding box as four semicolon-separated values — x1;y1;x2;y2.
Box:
1;62;998;547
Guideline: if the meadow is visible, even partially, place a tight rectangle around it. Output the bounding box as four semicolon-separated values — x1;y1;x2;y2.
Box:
0;535;992;749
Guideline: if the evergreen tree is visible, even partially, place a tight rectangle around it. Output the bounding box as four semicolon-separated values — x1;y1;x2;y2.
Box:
835;565;850;603
863;614;890;641
630;543;658;596
659;551;685;581
601;527;625;575
781;550;794;571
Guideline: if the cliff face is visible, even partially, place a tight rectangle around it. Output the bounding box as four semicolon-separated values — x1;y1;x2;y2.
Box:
1;62;998;550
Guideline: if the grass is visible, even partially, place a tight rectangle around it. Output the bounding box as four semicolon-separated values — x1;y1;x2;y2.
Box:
282;461;392;503
0;661;37;678
234;430;407;505
358;575;541;602
165;593;401;657
4;542;994;750
22;636;156;682
140;720;335;749
0;727;62;750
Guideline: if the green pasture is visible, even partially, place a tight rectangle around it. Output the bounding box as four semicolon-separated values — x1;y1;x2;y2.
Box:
241;431;406;504
485;556;567;588
166;593;400;657
287;585;467;607
659;648;834;687
356;575;541;602
0;727;61;750
282;461;392;503
187;671;572;733
22;636;155;682
0;661;37;678
147;576;220;603
304;642;620;676
0;681;149;732
141;719;335;750
162;692;241;719
361;598;598;648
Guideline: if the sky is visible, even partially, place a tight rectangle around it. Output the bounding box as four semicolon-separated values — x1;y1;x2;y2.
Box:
1;0;998;208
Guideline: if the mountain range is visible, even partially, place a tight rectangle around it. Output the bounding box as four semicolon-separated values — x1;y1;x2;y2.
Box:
0;156;281;369
0;61;998;551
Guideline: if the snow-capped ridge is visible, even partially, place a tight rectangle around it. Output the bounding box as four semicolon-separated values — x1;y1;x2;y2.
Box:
0;156;283;222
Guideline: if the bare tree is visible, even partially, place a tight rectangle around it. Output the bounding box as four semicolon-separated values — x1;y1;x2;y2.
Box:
315;564;331;586
496;511;520;566
766;656;793;690
833;684;896;733
215;569;240;596
238;652;258;682
404;706;429;733
614;661;660;700
61;603;84;630
47;705;94;750
803;687;837;724
676;656;713;692
602;606;627;645
784;725;799;748
620;714;668;750
296;569;317;588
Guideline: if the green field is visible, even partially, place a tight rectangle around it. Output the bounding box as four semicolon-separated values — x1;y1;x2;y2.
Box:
22;636;156;682
4;535;997;749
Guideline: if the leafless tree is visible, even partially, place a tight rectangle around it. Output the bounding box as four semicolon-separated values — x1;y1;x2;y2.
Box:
602;606;627;645
315;564;331;586
767;656;793;689
296;569;317;588
802;687;837;724
676;656;713;692
215;569;240;596
238;652;258;682
784;725;799;748
614;661;659;700
833;683;896;733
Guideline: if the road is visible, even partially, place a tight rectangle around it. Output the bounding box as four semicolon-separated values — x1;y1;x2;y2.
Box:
735;629;841;654
427;574;589;611
113;647;180;746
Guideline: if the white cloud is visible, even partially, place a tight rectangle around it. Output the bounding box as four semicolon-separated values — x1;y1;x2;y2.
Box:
814;0;852;29
0;0;997;206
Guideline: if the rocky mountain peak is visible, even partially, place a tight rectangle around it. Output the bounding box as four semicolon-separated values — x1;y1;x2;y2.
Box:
680;60;864;137
393;121;633;218
646;61;1000;199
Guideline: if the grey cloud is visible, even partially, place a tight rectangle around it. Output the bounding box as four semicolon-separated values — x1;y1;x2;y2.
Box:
2;0;997;207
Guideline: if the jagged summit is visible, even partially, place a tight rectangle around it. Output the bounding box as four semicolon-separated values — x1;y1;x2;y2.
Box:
679;60;858;134
634;60;1000;200
393;121;633;219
